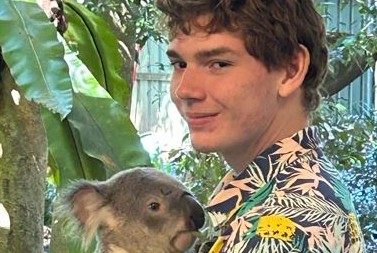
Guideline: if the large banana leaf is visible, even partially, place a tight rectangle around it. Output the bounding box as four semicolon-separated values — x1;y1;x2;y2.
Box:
43;108;85;184
45;37;150;187
0;0;72;118
43;107;107;186
65;43;151;175
63;0;131;107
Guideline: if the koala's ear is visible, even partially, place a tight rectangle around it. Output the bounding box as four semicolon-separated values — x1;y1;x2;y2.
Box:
69;185;104;224
66;183;117;245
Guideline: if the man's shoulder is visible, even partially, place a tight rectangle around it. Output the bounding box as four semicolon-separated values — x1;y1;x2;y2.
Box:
226;158;365;253
274;151;355;213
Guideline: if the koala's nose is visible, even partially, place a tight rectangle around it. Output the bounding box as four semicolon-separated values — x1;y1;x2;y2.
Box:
182;193;205;230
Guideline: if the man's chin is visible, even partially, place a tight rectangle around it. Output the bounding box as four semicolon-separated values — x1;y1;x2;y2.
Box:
191;141;216;153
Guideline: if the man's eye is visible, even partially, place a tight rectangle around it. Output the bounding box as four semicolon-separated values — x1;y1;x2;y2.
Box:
211;61;231;69
171;61;187;69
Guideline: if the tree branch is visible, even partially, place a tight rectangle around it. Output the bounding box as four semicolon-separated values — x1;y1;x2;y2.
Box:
322;52;374;96
322;32;376;96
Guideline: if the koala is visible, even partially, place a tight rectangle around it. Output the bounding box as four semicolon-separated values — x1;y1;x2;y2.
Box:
59;167;205;253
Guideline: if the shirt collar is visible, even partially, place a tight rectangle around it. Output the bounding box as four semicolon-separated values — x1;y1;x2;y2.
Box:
206;126;322;229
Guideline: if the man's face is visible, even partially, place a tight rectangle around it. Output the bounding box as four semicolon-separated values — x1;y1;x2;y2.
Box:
167;26;286;163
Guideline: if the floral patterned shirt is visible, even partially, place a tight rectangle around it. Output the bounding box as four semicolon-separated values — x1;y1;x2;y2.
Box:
206;127;365;253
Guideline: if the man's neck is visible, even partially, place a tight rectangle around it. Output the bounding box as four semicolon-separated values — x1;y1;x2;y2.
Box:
223;103;309;173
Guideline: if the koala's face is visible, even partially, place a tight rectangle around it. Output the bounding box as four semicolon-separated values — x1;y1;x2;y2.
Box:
65;167;204;253
104;168;204;252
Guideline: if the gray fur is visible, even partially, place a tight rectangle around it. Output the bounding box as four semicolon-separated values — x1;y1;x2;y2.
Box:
58;167;205;253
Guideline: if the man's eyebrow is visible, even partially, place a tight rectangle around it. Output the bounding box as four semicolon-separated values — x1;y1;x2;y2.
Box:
194;47;239;61
166;49;181;59
166;47;239;61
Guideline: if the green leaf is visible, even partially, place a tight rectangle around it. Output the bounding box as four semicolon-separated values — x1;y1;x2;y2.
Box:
63;2;104;86
43;108;84;186
237;179;275;216
68;93;151;176
332;177;355;212
244;216;260;240
0;0;73;118
43;108;107;187
44;35;150;187
68;116;108;180
63;0;131;106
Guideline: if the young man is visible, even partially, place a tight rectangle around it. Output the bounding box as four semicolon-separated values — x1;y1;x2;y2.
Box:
156;0;365;252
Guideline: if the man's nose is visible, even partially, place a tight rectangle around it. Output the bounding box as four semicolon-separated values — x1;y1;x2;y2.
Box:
172;67;206;101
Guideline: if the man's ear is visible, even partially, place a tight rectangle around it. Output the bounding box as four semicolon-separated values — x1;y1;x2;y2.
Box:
278;45;310;97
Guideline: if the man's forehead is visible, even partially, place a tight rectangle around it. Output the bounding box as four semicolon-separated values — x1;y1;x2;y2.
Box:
167;29;245;56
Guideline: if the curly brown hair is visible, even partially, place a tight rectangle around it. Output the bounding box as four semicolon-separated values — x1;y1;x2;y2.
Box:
156;0;328;111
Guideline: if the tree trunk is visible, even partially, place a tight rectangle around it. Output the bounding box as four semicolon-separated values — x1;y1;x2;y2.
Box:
0;65;47;252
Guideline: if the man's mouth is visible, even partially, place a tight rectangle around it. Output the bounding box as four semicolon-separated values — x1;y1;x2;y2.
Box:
184;112;219;128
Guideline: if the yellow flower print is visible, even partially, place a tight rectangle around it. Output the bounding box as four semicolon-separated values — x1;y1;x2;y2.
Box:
256;214;296;241
209;237;225;253
348;213;361;242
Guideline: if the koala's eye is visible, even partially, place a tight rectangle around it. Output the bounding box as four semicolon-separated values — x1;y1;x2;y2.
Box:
148;202;160;211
